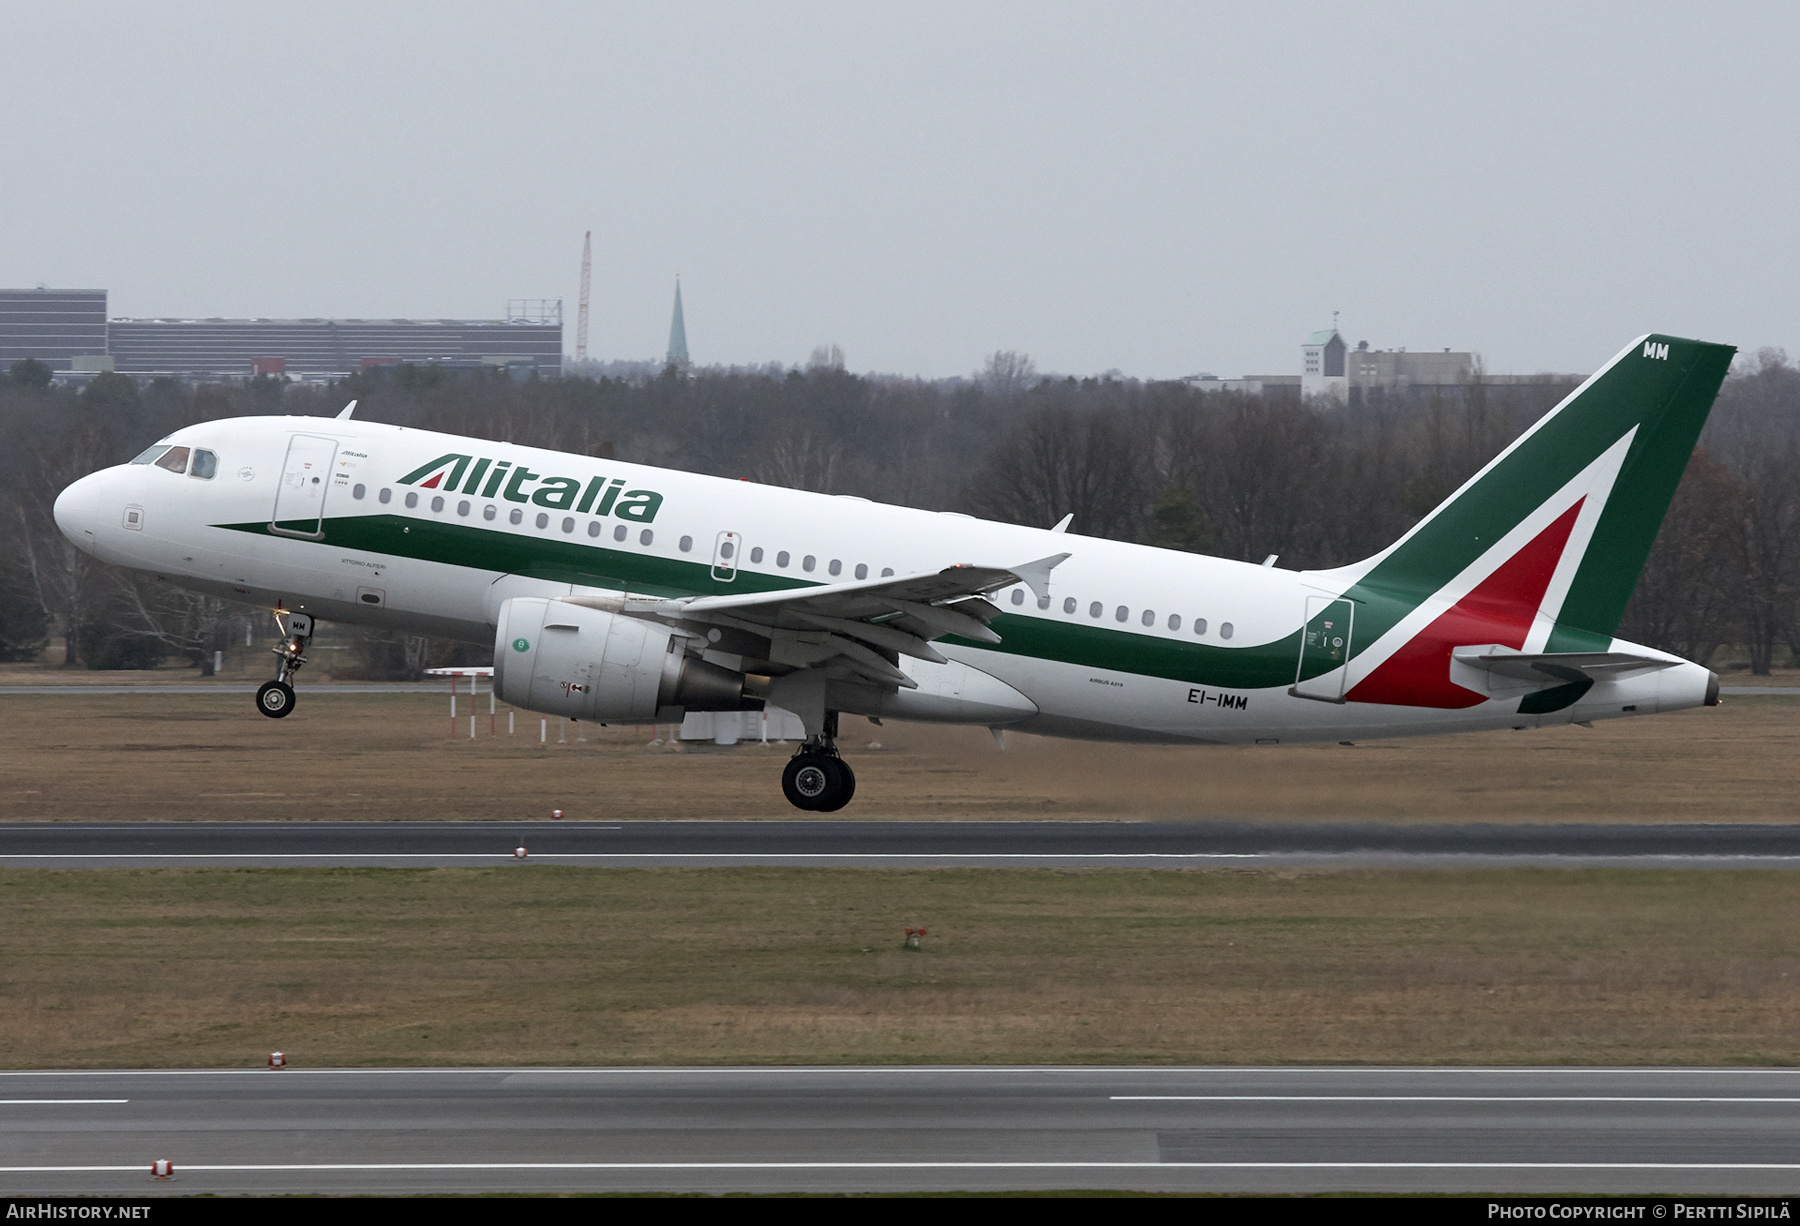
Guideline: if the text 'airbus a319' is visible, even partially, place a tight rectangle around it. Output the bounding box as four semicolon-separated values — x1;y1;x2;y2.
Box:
54;334;1733;811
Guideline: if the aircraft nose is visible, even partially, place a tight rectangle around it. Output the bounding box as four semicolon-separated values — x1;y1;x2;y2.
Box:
53;470;112;555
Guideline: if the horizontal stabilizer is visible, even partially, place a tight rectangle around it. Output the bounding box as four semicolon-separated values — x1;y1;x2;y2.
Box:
1452;645;1678;688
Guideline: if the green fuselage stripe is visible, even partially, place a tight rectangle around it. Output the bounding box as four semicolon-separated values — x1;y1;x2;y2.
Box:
218;515;1308;690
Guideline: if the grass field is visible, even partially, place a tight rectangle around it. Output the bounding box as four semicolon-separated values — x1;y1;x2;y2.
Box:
8;865;1800;1069
2;686;1797;822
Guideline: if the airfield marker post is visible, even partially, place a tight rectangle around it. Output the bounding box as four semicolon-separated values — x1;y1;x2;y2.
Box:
540;719;547;744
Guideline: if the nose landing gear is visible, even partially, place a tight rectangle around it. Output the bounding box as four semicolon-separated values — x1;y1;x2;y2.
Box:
255;612;313;719
781;711;857;812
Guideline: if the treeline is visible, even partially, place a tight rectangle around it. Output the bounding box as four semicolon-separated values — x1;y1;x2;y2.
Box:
3;349;1798;672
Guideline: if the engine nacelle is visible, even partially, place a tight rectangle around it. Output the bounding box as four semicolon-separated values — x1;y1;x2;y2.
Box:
493;597;746;722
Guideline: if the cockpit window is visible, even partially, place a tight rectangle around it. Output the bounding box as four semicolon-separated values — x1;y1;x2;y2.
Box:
130;445;172;465
153;446;190;474
190;449;218;480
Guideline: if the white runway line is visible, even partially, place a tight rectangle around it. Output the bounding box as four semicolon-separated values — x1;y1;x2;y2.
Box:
8;1161;1800;1173
0;1099;128;1104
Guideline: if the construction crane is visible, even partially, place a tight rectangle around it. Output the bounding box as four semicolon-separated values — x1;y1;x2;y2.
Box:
576;230;592;364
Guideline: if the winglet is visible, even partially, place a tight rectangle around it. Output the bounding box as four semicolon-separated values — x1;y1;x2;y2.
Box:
1009;552;1071;601
1049;513;1073;534
336;400;358;420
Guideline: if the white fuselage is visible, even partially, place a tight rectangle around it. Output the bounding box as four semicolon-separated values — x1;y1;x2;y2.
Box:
53;414;1713;745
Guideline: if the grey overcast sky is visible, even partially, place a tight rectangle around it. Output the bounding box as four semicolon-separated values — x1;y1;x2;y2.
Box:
3;2;1794;380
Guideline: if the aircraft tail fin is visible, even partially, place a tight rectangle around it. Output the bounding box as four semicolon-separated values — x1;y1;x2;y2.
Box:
1330;334;1733;702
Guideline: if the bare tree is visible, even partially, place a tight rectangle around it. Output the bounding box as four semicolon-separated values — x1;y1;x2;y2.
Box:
979;351;1038;399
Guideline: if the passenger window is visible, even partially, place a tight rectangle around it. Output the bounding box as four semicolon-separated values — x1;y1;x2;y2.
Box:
1194;618;1208;636
190;449;218;479
587;521;601;537
562;517;575;533
1141;609;1155;627
484;505;496;520
803;556;816;572
640;529;654;546
1089;602;1102;618
405;492;419;509
720;541;735;559
431;496;445;513
613;524;626;541
881;568;894;577
509;508;523;525
1167;614;1181;631
1220;622;1234;640
535;512;549;529
1115;606;1129;623
828;559;842;576
750;547;764;564
854;563;867;580
1063;597;1076;614
379;488;392;504
679;536;693;552
777;551;790;568
352;484;366;500
154;446;190;474
1011;589;1025;606
457;500;470;516
1037;595;1050;610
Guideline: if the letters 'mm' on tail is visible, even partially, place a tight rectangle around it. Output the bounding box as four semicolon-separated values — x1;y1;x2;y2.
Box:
1317;333;1735;709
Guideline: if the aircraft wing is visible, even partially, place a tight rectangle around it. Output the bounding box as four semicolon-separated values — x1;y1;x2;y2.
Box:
563;553;1070;690
1451;646;1679;687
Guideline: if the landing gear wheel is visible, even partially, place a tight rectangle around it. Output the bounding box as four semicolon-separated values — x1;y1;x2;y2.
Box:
783;753;852;812
825;758;856;811
256;680;296;718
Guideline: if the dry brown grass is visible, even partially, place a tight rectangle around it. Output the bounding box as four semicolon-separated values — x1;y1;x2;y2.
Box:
7;866;1800;1068
1;686;1798;822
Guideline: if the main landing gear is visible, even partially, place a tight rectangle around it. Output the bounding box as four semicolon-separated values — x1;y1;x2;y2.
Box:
255;612;314;719
781;711;857;812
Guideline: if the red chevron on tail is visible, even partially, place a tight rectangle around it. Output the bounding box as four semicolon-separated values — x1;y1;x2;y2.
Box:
1347;500;1585;709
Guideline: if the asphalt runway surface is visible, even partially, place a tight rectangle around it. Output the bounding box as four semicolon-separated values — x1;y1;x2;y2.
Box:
9;821;1800;870
7;1066;1800;1195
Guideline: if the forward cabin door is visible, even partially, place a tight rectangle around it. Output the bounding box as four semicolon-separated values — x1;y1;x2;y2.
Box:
1290;595;1354;702
270;434;339;539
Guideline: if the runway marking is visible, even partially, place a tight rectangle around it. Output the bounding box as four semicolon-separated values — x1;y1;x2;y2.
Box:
1113;1095;1800;1103
10;1161;1800;1173
0;1099;128;1105
8;1063;1800;1076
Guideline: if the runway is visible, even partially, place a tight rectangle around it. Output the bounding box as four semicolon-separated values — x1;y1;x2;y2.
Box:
6;1065;1800;1195
8;821;1800;870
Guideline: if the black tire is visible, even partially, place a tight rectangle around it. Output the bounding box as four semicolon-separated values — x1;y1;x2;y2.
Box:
815;758;855;812
782;754;842;811
256;680;296;718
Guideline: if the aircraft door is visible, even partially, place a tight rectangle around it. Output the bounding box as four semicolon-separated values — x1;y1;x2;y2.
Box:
1290;595;1354;703
711;531;741;582
270;434;339;539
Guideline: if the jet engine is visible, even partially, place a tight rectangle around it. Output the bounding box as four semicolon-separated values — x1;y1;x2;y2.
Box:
493;596;747;722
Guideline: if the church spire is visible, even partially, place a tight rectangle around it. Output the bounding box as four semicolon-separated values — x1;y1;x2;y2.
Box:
666;277;690;369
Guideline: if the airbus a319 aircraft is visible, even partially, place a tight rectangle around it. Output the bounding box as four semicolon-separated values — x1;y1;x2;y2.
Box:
54;334;1733;811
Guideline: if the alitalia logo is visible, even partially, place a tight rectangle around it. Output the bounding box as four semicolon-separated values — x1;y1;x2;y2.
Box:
397;453;664;523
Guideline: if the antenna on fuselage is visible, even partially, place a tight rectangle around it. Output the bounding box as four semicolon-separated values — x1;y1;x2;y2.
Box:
336;400;358;420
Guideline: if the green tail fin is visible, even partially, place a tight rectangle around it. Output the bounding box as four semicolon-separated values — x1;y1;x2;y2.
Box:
1344;334;1735;649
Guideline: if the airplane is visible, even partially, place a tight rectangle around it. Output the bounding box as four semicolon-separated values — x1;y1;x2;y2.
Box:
53;333;1734;812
